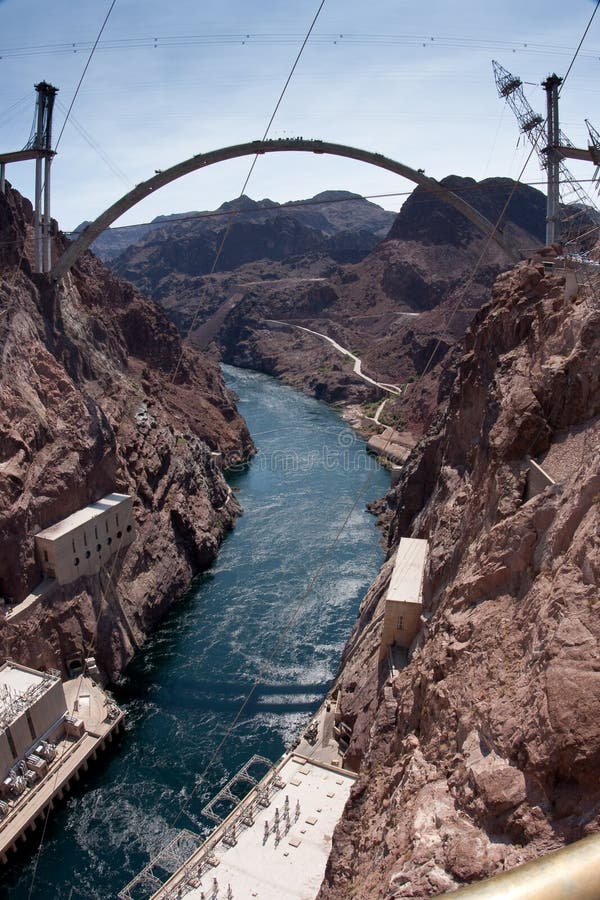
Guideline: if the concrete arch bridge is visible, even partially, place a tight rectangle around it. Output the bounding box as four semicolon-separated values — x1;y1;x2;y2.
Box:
51;139;520;280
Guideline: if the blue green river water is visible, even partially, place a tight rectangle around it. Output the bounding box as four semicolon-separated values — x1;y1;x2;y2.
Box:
2;366;389;899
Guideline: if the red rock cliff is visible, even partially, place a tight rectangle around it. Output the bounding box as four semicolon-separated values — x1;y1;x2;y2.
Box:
0;185;253;680
319;257;600;897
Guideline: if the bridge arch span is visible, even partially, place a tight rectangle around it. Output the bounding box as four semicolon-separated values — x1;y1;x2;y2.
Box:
52;138;519;280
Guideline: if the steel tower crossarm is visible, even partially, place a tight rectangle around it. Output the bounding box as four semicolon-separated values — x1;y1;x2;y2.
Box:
492;60;546;152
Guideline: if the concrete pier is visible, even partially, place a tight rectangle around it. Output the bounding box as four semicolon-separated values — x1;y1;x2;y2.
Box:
367;426;416;466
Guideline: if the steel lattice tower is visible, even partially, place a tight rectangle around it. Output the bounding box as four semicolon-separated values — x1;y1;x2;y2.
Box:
492;60;600;250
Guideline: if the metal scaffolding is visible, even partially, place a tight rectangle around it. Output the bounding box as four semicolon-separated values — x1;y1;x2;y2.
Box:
201;755;273;824
118;830;204;900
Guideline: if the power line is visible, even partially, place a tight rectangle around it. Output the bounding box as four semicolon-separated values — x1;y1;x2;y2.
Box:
55;97;131;188
55;0;118;150
2;175;598;252
1;32;599;60
559;0;600;93
160;0;337;839
169;0;327;385
58;177;600;237
26;10;127;896
2;174;598;254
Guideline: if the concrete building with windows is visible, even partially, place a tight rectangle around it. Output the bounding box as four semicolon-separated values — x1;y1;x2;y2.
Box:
34;493;135;586
0;663;66;781
379;537;428;661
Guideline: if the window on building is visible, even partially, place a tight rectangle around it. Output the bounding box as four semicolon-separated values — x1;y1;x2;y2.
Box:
74;557;80;566
95;526;98;539
72;539;76;553
105;520;109;533
97;543;101;552
43;550;49;562
126;524;132;533
117;531;122;539
83;532;87;547
396;615;404;631
116;513;120;526
85;550;91;559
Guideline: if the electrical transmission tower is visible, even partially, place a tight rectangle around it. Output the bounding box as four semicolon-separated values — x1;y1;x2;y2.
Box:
492;61;600;252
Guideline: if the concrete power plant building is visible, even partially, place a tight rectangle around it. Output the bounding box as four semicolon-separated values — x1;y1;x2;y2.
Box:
379;537;428;661
34;493;135;585
0;661;125;862
0;663;67;781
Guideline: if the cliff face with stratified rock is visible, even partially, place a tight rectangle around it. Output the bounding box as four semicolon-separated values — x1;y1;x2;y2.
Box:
0;184;253;681
318;255;600;897
212;177;546;422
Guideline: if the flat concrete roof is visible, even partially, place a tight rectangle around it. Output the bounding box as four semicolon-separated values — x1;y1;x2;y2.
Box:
36;493;131;541
157;755;356;900
0;664;44;698
387;537;428;606
0;663;53;723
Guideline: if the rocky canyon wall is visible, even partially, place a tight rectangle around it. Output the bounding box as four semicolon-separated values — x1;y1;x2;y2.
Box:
319;257;600;897
0;185;253;680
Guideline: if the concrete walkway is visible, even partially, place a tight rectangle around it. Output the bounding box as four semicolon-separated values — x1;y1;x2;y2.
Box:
4;578;57;625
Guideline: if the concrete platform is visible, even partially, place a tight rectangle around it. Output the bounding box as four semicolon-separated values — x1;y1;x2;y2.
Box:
4;578;57;625
147;755;356;900
367;427;416;466
0;675;124;863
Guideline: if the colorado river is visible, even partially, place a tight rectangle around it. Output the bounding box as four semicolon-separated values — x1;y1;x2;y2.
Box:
3;367;389;899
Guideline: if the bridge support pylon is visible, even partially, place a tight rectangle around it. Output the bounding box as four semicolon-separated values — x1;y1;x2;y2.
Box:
32;82;58;274
543;73;562;246
0;81;58;274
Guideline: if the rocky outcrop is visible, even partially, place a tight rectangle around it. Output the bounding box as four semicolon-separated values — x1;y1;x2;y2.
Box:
88;191;395;264
388;176;546;247
0;184;253;680
318;257;600;897
211;178;545;418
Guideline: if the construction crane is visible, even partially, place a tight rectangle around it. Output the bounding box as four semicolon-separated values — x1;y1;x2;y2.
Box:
492;60;600;250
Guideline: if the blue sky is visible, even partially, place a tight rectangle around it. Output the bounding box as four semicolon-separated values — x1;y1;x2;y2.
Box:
1;0;599;230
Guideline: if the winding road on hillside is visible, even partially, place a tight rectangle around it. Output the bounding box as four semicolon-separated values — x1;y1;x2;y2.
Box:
264;319;405;396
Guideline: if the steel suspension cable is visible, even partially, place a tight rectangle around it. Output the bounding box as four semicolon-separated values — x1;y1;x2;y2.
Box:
168;0;326;385
55;0;118;150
